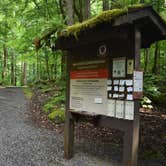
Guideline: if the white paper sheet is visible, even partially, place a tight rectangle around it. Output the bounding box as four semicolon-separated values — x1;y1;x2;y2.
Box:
113;80;119;85
133;71;143;92
108;93;112;98
114;86;119;91
113;94;118;98
125;101;134;120
113;58;126;78
107;86;112;91
120;80;126;85
119;94;125;98
127;87;133;92
126;80;133;86
119;86;125;92
127;94;133;100
107;99;115;117
116;100;124;119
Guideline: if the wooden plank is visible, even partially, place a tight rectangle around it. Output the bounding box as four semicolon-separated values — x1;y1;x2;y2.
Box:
123;27;141;166
64;53;75;159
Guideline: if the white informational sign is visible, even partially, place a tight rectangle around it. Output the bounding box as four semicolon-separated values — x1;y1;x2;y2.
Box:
70;69;108;115
133;71;143;92
125;101;134;120
113;57;126;78
115;100;124;119
70;79;107;114
107;99;115;117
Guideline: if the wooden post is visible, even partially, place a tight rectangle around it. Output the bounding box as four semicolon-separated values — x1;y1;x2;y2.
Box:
123;27;141;166
64;53;75;159
64;111;74;159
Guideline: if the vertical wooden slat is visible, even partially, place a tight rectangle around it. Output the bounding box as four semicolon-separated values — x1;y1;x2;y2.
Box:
123;27;141;166
64;52;75;159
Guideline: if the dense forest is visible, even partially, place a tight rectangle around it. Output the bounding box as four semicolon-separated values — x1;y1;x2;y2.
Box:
0;0;166;107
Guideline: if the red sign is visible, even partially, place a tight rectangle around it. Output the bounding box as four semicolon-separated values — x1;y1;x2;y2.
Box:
70;69;108;79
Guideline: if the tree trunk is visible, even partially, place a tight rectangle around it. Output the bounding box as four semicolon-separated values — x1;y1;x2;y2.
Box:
36;50;40;80
73;0;83;22
152;42;160;74
2;44;8;81
84;0;90;20
143;48;149;73
103;0;109;11
66;0;74;25
21;62;27;86
59;0;66;22
44;49;50;80
11;50;15;85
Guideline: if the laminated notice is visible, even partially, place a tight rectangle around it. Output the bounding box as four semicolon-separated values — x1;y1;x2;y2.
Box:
116;100;124;119
125;101;134;120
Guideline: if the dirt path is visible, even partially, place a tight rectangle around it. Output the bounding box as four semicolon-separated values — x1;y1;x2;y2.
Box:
0;88;165;166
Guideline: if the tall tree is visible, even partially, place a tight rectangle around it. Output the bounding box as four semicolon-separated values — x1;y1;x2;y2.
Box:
66;0;74;25
103;0;109;11
84;0;91;20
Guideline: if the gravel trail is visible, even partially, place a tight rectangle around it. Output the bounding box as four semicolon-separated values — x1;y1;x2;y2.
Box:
0;88;165;166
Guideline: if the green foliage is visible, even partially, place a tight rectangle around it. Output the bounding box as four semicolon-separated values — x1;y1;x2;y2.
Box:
142;149;165;160
23;87;33;99
144;74;166;107
43;94;65;114
48;109;65;123
141;96;153;109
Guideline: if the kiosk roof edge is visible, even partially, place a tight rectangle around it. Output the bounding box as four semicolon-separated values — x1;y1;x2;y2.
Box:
56;5;166;50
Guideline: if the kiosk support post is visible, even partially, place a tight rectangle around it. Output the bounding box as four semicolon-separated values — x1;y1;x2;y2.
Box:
64;111;74;159
64;55;75;159
123;28;141;166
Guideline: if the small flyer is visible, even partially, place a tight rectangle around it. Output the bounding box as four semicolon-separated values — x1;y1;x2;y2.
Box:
115;100;124;119
113;57;126;78
107;99;116;117
125;101;134;120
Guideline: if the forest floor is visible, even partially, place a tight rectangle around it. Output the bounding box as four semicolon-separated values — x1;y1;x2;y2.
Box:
0;87;166;166
30;86;166;166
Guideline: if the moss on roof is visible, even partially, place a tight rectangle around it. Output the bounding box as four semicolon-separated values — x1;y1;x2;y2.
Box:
59;4;147;38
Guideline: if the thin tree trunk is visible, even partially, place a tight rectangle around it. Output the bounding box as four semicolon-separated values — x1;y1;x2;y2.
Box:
11;50;15;85
152;42;160;74
2;44;8;81
44;50;50;80
36;50;40;80
73;0;83;22
103;0;109;11
59;0;66;22
66;0;74;25
22;62;27;86
14;58;17;86
144;48;149;73
84;0;90;20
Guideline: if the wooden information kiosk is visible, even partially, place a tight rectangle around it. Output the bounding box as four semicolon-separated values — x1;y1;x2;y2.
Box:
55;5;166;166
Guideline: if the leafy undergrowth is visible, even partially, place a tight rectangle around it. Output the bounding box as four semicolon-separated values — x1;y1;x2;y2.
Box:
28;80;166;162
23;87;33;99
29;80;65;131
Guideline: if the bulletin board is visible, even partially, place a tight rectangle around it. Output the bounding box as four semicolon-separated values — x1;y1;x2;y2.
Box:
69;46;143;121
